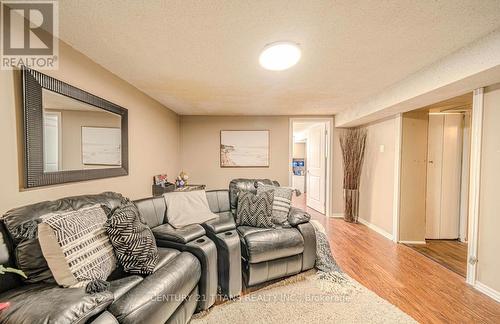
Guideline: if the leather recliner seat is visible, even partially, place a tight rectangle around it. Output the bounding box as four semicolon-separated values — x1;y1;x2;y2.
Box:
206;179;317;287
202;190;243;298
0;192;201;324
134;196;218;310
132;178;317;297
132;194;238;301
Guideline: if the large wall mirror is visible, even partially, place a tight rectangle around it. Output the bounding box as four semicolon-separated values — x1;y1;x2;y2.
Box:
22;67;128;188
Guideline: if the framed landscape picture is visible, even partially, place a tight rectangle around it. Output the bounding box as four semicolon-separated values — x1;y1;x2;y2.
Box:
220;130;269;167
81;126;122;166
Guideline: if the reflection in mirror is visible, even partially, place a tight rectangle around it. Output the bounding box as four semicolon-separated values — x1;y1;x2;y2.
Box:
42;89;122;173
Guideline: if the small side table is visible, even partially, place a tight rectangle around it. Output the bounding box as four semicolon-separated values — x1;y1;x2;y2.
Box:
174;184;206;192
152;182;175;196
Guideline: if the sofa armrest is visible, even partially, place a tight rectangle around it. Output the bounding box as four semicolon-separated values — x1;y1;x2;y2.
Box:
297;222;316;271
288;207;311;227
90;311;119;324
152;224;205;244
0;284;114;324
152;224;217;311
202;212;236;234
108;252;200;323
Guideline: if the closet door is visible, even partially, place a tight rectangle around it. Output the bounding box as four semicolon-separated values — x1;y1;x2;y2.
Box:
440;115;462;239
425;114;463;239
426;115;444;239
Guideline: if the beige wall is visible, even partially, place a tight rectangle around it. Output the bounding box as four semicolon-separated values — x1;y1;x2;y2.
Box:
47;109;121;170
293;143;306;159
358;117;398;235
180;116;340;216
477;83;500;292
399;110;428;242
0;40;180;215
180;116;289;190
332;128;345;215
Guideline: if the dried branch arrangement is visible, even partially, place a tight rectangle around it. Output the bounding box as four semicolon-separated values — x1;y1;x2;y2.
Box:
339;128;367;190
339;128;367;222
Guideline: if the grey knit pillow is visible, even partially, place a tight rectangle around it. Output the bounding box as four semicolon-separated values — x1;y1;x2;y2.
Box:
236;191;275;228
256;183;293;227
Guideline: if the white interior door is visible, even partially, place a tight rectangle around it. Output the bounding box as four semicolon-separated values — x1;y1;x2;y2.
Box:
43;112;61;172
426;115;444;239
306;123;326;214
426;114;463;239
440;114;463;239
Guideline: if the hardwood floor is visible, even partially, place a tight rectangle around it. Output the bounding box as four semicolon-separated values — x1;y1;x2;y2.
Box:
406;240;468;277
292;195;500;324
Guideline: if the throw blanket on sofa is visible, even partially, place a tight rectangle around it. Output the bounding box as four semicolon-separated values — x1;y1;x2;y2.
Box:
163;190;217;228
310;220;359;295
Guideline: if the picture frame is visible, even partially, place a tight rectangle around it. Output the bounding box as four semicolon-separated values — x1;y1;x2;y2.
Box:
21;66;128;188
220;130;270;168
81;126;122;166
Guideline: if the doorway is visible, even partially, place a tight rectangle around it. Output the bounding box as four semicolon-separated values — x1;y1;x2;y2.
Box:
43;111;62;172
399;93;472;278
289;118;332;216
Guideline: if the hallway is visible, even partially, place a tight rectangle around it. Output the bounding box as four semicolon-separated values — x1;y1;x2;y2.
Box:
292;195;500;323
405;240;467;277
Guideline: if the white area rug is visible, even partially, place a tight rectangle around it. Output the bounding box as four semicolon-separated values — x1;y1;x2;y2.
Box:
192;271;416;324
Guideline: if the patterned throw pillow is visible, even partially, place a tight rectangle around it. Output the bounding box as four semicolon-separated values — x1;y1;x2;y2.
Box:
256;183;293;227
38;205;117;289
105;203;159;275
236;190;275;228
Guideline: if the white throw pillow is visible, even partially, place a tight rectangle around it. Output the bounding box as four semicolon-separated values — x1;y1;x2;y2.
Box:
38;205;116;289
163;190;217;228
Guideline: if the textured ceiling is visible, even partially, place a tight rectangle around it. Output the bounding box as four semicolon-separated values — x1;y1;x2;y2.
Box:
58;1;500;115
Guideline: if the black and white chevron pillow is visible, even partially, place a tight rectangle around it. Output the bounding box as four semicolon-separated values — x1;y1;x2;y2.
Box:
256;183;293;227
104;203;159;275
236;190;275;228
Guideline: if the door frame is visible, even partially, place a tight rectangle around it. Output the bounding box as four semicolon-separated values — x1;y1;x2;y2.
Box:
465;88;484;285
289;117;333;217
459;111;472;243
42;111;63;171
394;89;483;285
393;114;403;243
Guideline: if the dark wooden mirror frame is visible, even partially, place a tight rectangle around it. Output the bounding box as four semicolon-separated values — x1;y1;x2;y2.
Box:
22;66;128;188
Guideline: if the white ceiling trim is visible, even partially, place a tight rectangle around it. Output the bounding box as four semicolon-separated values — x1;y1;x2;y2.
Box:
335;29;500;127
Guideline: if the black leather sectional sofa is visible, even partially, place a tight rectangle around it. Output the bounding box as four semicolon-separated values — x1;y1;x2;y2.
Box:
0;192;201;324
0;179;316;323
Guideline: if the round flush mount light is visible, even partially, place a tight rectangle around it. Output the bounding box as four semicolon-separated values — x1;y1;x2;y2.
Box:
259;42;301;71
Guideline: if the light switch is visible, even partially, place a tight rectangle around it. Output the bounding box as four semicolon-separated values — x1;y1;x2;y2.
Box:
379;144;385;153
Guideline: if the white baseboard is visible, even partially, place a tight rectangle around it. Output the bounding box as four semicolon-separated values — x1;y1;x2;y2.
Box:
357;218;393;241
474;281;500;303
329;213;344;218
399;240;427;245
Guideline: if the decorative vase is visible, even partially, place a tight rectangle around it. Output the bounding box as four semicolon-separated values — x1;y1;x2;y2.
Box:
343;188;359;223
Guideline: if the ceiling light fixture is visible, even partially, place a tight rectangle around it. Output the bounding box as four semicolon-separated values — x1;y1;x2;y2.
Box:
259;42;301;71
